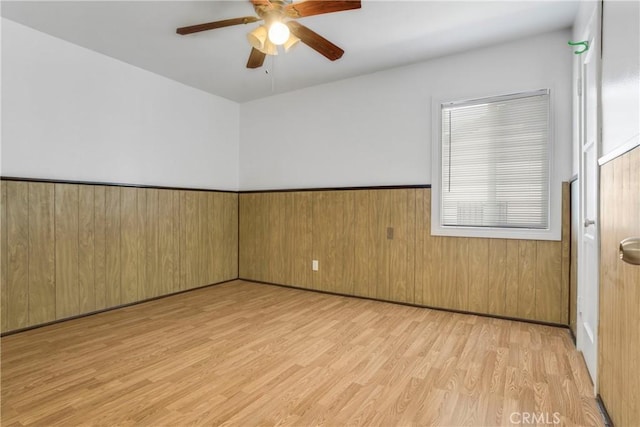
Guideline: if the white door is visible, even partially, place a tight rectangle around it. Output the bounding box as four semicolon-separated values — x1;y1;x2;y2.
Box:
577;9;600;389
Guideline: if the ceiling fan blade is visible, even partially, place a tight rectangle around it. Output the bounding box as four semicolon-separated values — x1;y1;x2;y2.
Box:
250;0;272;7
286;0;361;18
251;0;274;16
287;21;344;61
246;48;267;69
177;16;261;35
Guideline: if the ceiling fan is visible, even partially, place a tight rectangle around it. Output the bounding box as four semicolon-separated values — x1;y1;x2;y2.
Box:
176;0;361;69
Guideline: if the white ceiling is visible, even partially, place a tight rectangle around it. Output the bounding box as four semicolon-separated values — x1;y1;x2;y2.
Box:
1;1;579;102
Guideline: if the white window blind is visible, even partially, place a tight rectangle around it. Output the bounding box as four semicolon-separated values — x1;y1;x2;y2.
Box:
440;89;550;229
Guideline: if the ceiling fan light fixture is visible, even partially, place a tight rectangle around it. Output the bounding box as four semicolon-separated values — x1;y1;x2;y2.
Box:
261;39;279;56
283;33;300;52
268;21;290;45
247;26;278;56
247;25;268;50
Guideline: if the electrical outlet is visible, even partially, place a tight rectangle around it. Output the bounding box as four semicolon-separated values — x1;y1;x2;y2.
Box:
312;260;319;271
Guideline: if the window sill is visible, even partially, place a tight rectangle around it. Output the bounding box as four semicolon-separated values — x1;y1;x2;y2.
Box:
430;224;561;241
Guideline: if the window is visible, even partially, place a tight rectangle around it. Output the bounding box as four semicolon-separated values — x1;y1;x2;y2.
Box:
432;89;552;238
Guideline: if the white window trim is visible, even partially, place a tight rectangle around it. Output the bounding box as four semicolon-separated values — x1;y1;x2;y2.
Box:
431;86;562;241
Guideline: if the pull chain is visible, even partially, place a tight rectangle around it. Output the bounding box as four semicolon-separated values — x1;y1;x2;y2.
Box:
269;54;276;93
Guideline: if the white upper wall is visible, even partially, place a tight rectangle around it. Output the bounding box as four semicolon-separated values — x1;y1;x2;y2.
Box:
601;0;640;160
240;29;573;191
1;18;239;190
2;19;574;193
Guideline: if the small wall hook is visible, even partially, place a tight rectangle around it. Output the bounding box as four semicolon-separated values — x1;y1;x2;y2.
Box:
568;40;589;54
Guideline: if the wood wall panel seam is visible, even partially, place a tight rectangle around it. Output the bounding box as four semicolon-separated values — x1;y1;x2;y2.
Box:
105;186;121;307
7;182;30;330
54;184;80;320
28;183;56;325
120;188;138;304
487;238;506;316
94;187;107;311
136;189;148;300
78;185;96;314
1;183;8;331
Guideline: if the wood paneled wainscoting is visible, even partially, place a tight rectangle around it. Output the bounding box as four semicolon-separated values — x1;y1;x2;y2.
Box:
239;185;570;325
598;146;640;425
0;179;238;334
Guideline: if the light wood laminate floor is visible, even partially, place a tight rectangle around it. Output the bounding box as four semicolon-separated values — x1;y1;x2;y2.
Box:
1;280;603;426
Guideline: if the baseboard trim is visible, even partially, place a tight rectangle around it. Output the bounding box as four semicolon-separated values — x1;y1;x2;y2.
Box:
0;278;239;337
239;278;570;329
596;395;614;427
